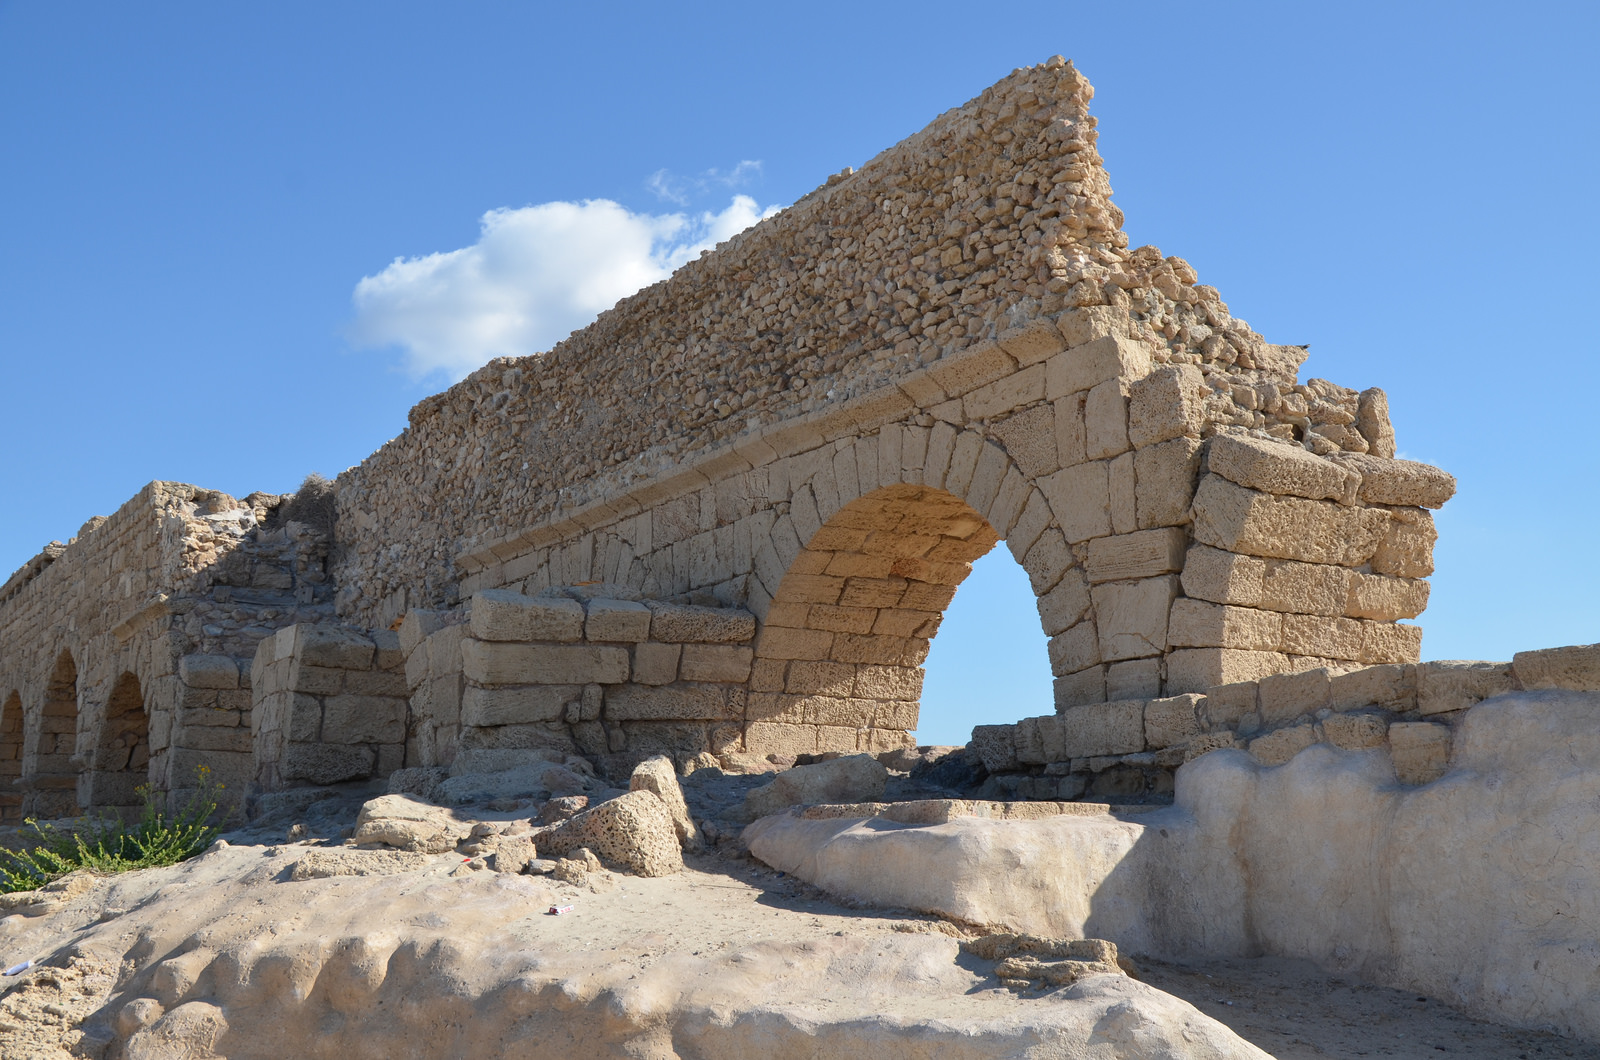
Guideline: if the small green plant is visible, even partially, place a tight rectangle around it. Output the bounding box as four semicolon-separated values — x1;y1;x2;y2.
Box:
0;766;229;893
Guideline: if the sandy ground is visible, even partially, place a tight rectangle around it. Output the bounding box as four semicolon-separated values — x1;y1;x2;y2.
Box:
0;767;1594;1058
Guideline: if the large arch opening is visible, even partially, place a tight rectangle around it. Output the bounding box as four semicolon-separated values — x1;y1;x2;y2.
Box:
31;650;82;818
915;549;1054;747
0;691;22;823
87;671;150;814
751;483;1066;757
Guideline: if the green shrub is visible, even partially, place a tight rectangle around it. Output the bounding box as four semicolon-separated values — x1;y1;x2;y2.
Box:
0;766;228;893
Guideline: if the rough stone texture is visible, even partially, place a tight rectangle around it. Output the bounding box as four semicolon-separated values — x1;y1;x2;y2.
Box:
539;788;684;876
352;793;466;853
750;691;1600;1043
629;754;701;850
744;753;889;818
1511;643;1600;691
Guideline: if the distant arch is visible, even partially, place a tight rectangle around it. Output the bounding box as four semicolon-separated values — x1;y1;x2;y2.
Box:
86;671;150;814
28;651;82;818
0;691;21;823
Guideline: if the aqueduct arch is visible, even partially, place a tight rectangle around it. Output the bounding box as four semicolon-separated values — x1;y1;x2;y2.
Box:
84;671;151;813
0;691;21;823
28;650;82;818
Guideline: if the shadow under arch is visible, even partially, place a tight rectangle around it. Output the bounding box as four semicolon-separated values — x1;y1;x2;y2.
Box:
750;480;1078;755
28;649;82;818
84;671;151;815
0;691;21;823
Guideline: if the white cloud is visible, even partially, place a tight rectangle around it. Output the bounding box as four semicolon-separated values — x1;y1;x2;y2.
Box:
647;160;763;206
350;194;783;380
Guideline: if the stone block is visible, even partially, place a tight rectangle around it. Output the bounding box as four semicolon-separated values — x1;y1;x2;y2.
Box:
998;317;1068;365
1370;508;1436;578
1047;622;1101;677
1345;571;1429;621
990;404;1059;479
1328;664;1415;712
1127;364;1206;448
1258;668;1331;725
632;642;681;686
179;654;239;690
461;640;630;686
343;669;408;697
1199;682;1258;732
1133;436;1203;529
1190;475;1390;567
679;645;754;683
963;364;1044;420
1145;693;1204;749
1280;614;1365;661
1261;560;1351;617
1389;721;1452;785
646;601;757;643
1107;658;1161;700
970;724;1019;772
372;629;403;671
1415;661;1515;716
604;684;741;721
1038;460;1111;543
178;726;253;753
853;664;923;701
1164;647;1290;695
1086;528;1187;584
1321;712;1388;750
1090;576;1177;661
1512;643;1600;692
1084;379;1129;460
1325;453;1457;509
398;608;451;658
1207;433;1358;503
461;685;577;726
584;599;653;642
1045;334;1152;398
1060;700;1145;757
294;625;376;670
540;789;683;876
1179;545;1266;608
1185;731;1243;762
471;590;584;643
743;721;818;755
1248;725;1316;767
284;743;375;785
1036;570;1091;636
1167;599;1282;651
1359;622;1423;665
323;694;407;743
1054;667;1106;709
290;664;345;696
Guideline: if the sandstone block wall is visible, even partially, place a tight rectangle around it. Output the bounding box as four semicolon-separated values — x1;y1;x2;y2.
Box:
250;624;408;791
967;646;1600;801
401;589;758;777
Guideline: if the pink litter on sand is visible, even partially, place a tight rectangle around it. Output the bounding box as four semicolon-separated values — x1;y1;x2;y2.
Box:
548;905;574;916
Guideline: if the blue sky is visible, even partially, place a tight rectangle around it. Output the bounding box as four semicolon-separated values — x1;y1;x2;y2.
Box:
1;2;1595;745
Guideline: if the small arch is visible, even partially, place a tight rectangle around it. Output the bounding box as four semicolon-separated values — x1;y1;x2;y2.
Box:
0;691;22;823
87;672;150;814
29;650;82;818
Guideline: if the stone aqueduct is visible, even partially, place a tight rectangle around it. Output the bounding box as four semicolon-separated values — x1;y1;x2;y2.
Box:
0;58;1455;818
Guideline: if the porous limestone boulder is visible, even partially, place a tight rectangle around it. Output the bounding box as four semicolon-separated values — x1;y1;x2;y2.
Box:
352;794;465;853
539;790;683;876
629;754;701;850
743;753;888;819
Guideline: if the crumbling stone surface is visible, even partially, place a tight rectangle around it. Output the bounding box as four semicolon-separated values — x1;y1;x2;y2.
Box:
744;753;889;819
539;789;684;876
629;754;701;850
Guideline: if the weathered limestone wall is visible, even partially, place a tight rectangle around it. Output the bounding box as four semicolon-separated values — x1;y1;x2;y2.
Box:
398;589;758;776
250;625;408;791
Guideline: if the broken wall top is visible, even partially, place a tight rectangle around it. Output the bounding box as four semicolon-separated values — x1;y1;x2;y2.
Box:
333;58;1338;624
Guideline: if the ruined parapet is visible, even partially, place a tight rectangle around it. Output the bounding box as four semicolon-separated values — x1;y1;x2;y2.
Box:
249;624;408;791
965;648;1600;801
